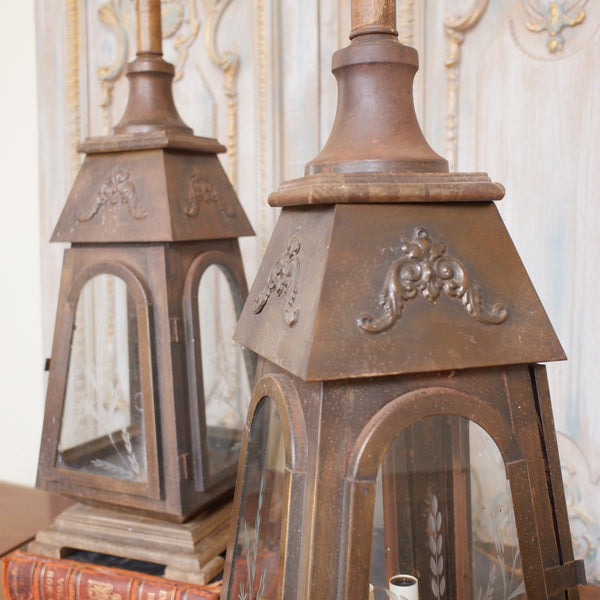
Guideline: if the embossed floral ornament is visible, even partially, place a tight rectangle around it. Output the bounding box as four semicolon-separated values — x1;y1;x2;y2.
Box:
359;227;508;333
524;0;586;53
78;169;148;222
183;165;235;218
253;228;301;327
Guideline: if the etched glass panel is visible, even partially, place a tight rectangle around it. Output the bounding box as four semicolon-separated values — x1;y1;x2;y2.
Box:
198;265;251;475
370;417;524;600
57;274;146;482
227;398;285;600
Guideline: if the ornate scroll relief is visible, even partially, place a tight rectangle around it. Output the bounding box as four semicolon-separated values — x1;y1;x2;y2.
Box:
97;0;130;135
78;170;148;222
444;0;490;172
524;0;586;53
183;166;235;218
253;229;301;327
161;0;201;82
203;0;239;186
359;227;508;333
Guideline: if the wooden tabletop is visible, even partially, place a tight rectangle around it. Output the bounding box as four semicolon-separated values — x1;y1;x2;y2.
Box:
0;482;74;600
0;481;73;557
0;481;598;599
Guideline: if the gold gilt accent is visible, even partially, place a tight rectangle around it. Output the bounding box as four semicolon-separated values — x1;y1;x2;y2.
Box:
256;0;269;254
162;0;201;81
524;0;586;53
203;0;240;186
86;580;122;600
98;0;130;134
66;0;82;181
444;0;489;172
397;0;415;46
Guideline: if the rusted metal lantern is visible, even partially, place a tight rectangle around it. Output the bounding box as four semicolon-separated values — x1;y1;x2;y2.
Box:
31;0;253;582
222;1;586;598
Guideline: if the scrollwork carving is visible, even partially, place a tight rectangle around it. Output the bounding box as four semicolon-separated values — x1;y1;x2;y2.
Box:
444;0;490;171
359;227;508;333
253;229;301;328
163;0;201;82
78;169;148;222
523;0;586;53
97;0;130;134
183;166;235;218
203;0;239;186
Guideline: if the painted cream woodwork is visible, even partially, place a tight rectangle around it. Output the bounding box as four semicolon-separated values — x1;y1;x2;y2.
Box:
35;0;600;582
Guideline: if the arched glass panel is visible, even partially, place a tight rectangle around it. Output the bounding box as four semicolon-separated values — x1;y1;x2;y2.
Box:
57;274;146;482
198;265;251;475
227;397;285;600
370;416;524;600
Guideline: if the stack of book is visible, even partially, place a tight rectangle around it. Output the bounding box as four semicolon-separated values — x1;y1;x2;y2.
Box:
2;550;222;600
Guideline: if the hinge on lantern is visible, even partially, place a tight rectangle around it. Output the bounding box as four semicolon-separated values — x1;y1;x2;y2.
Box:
170;317;182;343
544;560;587;594
179;453;189;480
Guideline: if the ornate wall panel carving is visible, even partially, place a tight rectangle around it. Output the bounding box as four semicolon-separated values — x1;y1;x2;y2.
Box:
443;0;489;171
421;0;600;581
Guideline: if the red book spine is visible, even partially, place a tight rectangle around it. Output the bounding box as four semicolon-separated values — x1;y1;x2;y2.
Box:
3;553;220;600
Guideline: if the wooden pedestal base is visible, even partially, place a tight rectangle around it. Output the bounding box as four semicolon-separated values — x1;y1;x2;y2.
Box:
28;501;232;585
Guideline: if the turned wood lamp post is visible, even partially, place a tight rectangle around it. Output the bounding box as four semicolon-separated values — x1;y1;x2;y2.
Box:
32;0;253;582
222;0;586;598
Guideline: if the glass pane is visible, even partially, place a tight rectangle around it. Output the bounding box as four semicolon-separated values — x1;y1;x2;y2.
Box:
227;398;285;600
198;265;251;475
57;274;146;482
370;417;524;600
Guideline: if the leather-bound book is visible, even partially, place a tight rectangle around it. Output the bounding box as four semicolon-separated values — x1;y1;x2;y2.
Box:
2;551;221;600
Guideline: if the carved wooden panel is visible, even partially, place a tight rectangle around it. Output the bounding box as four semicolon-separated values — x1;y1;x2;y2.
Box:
34;0;600;583
417;0;600;582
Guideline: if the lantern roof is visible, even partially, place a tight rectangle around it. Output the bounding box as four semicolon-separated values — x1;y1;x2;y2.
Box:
52;4;253;244
234;5;564;381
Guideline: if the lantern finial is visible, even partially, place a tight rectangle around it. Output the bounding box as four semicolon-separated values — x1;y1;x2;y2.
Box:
350;0;398;38
137;0;163;55
113;0;192;134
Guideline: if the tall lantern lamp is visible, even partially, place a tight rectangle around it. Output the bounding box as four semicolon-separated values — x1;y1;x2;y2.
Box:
222;0;586;598
30;0;254;584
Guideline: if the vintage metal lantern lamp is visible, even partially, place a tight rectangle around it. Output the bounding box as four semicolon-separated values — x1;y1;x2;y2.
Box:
32;0;253;582
222;0;586;598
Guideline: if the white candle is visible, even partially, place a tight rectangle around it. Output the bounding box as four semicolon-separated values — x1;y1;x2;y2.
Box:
389;574;418;600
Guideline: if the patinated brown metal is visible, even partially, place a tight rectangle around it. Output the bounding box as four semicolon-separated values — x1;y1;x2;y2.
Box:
36;0;254;522
223;0;584;598
351;0;398;37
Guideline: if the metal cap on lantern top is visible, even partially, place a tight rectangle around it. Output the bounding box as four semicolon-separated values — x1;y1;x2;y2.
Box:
222;1;584;599
32;0;254;583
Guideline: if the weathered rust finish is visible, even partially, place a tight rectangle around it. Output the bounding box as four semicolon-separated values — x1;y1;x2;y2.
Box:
223;361;585;599
137;0;162;54
351;0;397;37
113;0;190;135
225;0;584;597
36;0;254;523
306;16;447;176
